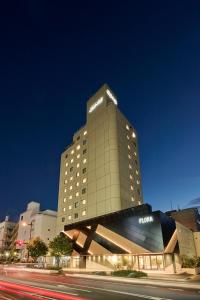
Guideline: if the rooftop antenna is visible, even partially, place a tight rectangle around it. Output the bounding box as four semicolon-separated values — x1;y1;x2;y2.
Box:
170;200;173;210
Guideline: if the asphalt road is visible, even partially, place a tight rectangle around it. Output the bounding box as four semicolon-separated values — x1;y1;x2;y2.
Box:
0;270;200;300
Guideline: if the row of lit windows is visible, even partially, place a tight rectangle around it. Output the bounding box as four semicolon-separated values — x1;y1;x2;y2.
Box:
63;198;86;205
61;210;86;222
64;187;86;195
64;177;87;185
65;157;87;168
65;167;87;176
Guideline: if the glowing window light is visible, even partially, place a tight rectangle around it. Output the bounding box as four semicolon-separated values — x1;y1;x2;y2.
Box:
68;216;72;220
65;171;68;175
127;135;130;140
82;210;86;216
63;208;66;212
131;185;134;190
128;145;130;150
132;132;136;138
65;162;68;167
130;174;133;180
126;124;129;130
129;164;132;169
69;195;72;200
70;176;73;181
69;186;73;190
77;154;80;159
83;158;87;164
64;179;67;184
136;170;139;175
134;151;137;156
77;163;80;168
71;159;74;163
84;130;87;135
64;188;67;193
76;145;80;150
137;180;140;185
89;97;103;113
69;205;72;210
76;182;80;187
82;178;87;183
82;199;86;204
63;198;66;203
131;197;135;202
106;89;118;105
76;192;79;197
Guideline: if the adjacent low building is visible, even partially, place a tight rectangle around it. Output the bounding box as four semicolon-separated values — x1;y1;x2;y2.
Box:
16;202;57;259
0;216;16;254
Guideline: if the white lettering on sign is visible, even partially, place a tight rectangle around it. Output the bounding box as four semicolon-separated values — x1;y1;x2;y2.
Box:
89;97;104;113
106;89;118;105
138;216;154;224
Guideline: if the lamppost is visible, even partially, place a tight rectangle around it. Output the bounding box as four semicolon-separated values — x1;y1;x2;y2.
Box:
22;221;33;262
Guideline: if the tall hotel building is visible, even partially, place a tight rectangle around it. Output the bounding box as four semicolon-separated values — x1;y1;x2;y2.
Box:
57;84;143;234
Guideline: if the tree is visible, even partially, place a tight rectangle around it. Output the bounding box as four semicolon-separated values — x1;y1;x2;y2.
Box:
49;234;72;267
27;237;48;262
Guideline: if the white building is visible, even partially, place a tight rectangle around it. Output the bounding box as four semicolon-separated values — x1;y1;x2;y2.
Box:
0;216;16;253
16;202;57;258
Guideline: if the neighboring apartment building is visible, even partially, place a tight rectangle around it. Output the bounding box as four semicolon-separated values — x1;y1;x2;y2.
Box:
0;216;16;253
16;202;57;258
57;84;143;233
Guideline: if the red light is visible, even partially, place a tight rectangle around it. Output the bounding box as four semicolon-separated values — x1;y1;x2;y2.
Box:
16;240;24;246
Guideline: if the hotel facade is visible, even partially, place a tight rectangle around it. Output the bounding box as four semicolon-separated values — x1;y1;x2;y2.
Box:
56;84;200;273
57;84;143;233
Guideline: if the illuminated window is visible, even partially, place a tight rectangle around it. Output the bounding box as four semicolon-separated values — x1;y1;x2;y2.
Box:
64;179;68;184
82;188;86;194
63;198;66;203
129;164;132;169
138;201;141;205
82;210;86;216
126;124;129;130
128;145;130;150
77;154;80;159
74;202;79;208
76;172;80;177
65;162;68;167
70;167;73;172
127;135;130;140
63;208;66;212
82;178;87;183
131;185;134;190
137;180;140;185
128;154;131;159
136;170;139;175
69;205;72;210
76;192;79;197
69;195;72;200
69;186;73;190
134;151;137;156
83;158;87;164
132;132;136;138
131;197;135;202
82;199;86;205
82;168;86;174
74;213;78;219
65;171;68;175
83;140;87;145
70;176;73;181
71;159;74;163
64;188;67;193
76;182;80;187
68;216;72;220
77;163;80;168
76;145;80;150
84;130;87;135
130;175;133;180
83;149;87;155
71;150;74;155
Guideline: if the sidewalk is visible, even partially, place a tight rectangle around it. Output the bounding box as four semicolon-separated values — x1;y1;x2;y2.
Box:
65;273;200;290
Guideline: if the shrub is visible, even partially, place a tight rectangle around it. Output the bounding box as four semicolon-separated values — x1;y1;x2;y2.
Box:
111;269;147;278
182;256;196;268
93;271;107;276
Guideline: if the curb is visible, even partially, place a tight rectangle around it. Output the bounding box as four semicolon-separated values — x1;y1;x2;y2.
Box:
65;273;200;290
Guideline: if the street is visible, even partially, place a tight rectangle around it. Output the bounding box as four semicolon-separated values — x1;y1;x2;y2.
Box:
0;270;200;300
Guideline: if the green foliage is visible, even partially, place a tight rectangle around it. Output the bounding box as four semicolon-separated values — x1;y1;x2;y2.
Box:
194;257;200;268
181;255;200;268
111;269;147;278
27;237;48;262
93;271;107;276
49;234;72;267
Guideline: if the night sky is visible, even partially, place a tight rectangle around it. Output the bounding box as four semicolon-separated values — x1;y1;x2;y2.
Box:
0;1;200;221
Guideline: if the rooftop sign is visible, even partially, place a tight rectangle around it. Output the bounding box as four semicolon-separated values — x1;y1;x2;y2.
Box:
88;97;104;113
138;216;154;224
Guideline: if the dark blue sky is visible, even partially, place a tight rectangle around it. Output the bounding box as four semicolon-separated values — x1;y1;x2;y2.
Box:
0;0;200;221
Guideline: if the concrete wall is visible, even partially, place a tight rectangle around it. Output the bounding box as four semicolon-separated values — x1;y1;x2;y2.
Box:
176;222;197;257
193;232;200;256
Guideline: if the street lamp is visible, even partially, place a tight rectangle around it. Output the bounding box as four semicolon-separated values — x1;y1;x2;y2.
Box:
22;221;33;262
